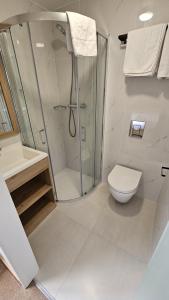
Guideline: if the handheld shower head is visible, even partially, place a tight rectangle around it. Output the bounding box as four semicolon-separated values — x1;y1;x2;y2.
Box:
56;23;66;36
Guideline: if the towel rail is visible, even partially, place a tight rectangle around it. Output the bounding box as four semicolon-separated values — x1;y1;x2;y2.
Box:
161;166;169;177
118;33;128;46
118;24;168;46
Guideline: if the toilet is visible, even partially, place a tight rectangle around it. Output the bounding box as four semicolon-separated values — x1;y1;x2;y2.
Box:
108;165;142;203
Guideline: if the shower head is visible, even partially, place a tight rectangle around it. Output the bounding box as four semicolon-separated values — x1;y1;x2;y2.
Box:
56;23;66;36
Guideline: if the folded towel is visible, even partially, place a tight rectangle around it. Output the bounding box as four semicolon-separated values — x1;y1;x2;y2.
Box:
66;11;97;57
123;24;167;77
157;25;169;79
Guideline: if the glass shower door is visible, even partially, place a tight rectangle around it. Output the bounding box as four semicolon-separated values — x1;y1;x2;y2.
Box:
78;33;107;195
0;16;107;201
78;56;97;194
95;33;107;184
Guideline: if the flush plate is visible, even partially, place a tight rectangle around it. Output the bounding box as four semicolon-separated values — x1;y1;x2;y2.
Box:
129;120;145;138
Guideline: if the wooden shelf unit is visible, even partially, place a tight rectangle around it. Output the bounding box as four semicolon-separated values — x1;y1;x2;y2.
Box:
6;157;56;235
21;195;56;236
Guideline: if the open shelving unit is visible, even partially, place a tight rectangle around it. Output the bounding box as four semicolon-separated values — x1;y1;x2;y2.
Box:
6;157;56;235
12;177;52;215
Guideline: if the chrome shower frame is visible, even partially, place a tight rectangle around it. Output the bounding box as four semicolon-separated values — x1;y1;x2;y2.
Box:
1;11;108;38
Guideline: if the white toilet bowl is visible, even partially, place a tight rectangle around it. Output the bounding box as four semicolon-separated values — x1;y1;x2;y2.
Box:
108;165;142;203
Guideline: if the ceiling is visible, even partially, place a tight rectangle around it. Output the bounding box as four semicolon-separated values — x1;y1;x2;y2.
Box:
32;0;78;10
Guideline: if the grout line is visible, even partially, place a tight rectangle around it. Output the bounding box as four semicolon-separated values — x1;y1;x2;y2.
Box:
53;229;94;297
34;220;92;298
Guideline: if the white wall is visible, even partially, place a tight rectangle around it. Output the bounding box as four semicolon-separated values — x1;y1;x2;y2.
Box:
0;175;38;287
29;20;68;174
0;0;41;22
79;0;169;201
3;0;169;201
153;173;169;249
137;222;169;300
37;0;169;201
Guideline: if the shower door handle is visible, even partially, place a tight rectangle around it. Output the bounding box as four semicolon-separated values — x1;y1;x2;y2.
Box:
68;103;87;109
39;129;46;145
81;126;86;142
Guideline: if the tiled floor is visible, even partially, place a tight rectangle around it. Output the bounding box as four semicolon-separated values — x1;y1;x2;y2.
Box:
0;260;46;300
29;183;157;300
54;168;93;201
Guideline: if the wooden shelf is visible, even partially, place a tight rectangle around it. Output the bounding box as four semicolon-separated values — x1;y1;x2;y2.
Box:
16;184;52;216
8;158;56;236
21;197;56;235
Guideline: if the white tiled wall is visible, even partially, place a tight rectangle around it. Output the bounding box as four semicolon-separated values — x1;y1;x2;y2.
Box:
29;21;68;174
2;0;169;201
79;0;169;201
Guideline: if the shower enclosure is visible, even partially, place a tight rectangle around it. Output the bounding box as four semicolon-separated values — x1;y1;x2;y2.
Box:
0;12;107;201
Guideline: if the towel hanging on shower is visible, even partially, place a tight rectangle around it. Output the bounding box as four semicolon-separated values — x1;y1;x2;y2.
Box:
123;23;167;77
66;11;97;57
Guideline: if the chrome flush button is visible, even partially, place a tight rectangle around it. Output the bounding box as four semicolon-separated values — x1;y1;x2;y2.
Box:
129;120;145;138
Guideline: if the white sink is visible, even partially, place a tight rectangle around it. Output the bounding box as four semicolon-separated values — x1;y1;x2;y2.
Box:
0;142;48;180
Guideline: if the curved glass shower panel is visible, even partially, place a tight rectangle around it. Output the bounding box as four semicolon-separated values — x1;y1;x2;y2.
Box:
78;56;97;194
77;33;107;194
95;33;107;185
28;20;81;200
0;13;107;201
0;29;35;147
9;23;48;152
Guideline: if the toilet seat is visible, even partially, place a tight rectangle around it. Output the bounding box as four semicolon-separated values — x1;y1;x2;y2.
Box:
108;165;142;194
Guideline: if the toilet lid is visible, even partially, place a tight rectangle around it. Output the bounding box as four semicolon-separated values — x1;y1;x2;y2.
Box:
108;165;142;194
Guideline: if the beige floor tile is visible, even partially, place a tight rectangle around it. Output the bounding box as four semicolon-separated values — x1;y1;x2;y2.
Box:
29;209;89;297
55;233;146;300
56;183;111;231
93;194;157;262
58;197;102;230
27;185;157;300
87;183;111;208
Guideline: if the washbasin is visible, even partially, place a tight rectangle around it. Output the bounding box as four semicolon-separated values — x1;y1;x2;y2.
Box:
0;142;48;180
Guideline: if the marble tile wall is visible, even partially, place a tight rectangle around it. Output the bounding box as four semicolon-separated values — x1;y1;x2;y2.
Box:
28;14;81;175
54;36;81;173
29;21;68;174
2;0;169;201
79;0;169;201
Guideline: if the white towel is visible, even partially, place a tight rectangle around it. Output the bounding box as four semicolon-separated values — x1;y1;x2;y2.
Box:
66;11;97;57
157;25;169;79
123;24;167;77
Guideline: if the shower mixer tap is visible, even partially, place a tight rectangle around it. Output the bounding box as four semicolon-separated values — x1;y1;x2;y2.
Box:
53;105;67;110
53;103;87;110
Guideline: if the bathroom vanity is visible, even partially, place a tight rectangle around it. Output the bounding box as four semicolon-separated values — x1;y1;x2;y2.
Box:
0;143;56;235
0;57;56;236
